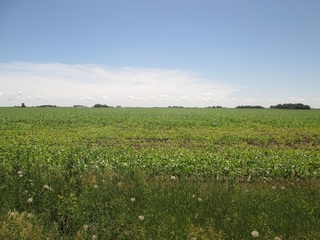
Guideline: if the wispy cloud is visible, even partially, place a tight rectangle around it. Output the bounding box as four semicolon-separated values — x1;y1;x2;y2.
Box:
0;62;242;107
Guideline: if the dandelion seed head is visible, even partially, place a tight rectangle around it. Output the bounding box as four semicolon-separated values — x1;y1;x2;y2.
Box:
92;234;98;240
9;211;18;217
197;197;202;202
251;230;259;237
43;184;51;190
27;198;33;204
130;197;136;203
271;186;276;190
17;171;23;175
83;224;89;231
138;215;145;221
93;184;98;189
280;186;285;190
171;176;176;180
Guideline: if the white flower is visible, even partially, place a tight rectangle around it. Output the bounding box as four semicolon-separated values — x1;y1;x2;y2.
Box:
93;184;98;189
130;197;136;203
197;197;202;202
170;176;176;180
271;186;276;190
138;215;145;221
27;198;33;204
251;230;259;237
17;171;23;175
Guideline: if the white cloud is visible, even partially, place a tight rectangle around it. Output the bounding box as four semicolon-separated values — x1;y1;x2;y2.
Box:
0;62;242;107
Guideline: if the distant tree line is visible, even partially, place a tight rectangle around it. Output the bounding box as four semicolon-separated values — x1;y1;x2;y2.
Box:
236;105;265;109
270;103;310;110
168;106;184;108
207;106;223;108
38;105;57;108
93;103;112;108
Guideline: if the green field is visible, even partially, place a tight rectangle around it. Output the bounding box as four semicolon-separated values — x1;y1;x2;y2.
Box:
1;107;320;239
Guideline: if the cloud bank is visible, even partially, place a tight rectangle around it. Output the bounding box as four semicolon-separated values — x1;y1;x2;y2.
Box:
0;62;241;107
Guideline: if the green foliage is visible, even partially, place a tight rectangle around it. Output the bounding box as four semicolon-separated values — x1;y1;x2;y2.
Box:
270;103;311;109
1;107;320;238
93;103;111;108
236;105;265;109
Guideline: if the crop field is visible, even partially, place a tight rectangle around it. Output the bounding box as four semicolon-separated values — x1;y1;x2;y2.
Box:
1;107;320;239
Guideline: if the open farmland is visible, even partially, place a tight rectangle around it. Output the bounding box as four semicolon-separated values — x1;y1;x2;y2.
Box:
1;107;320;239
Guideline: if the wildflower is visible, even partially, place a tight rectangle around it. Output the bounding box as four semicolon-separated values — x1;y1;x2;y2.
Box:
171;176;176;180
93;184;98;189
271;186;276;190
27;198;33;204
83;224;89;231
17;171;23;177
197;197;202;202
138;215;145;221
251;230;259;237
130;197;136;203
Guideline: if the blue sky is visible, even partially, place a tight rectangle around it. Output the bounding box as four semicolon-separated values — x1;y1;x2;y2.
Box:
1;0;320;107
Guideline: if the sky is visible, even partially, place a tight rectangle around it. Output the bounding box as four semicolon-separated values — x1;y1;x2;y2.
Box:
1;0;320;108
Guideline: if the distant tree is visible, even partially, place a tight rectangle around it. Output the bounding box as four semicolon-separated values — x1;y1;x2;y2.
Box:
208;106;222;108
93;103;111;108
236;105;265;109
38;105;57;108
270;103;310;110
21;103;26;107
168;106;184;108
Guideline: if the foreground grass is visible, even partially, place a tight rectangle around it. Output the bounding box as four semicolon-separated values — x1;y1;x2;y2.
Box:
1;169;320;239
1;107;320;239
